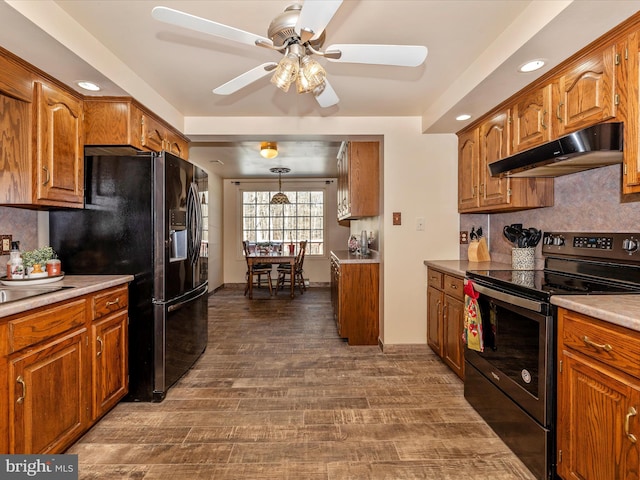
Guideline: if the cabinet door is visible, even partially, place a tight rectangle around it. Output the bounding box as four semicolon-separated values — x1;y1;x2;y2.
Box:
336;142;349;219
165;131;189;160
92;311;128;419
624;30;640;195
9;329;89;454
426;286;443;356
35;82;84;206
442;295;464;379
512;85;552;153
458;128;480;211
554;45;617;137
141;113;166;152
480;110;511;207
557;350;640;480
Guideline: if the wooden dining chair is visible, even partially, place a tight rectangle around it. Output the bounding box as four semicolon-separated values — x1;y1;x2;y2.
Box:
242;240;273;296
276;240;307;295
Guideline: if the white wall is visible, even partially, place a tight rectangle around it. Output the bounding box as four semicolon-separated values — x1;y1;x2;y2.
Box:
185;116;460;345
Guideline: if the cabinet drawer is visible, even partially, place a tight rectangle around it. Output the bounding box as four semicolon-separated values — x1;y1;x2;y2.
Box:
92;286;128;320
427;269;443;289
9;299;87;352
561;309;640;378
443;274;464;300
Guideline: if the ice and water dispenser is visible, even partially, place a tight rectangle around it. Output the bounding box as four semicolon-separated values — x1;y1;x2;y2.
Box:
169;208;187;261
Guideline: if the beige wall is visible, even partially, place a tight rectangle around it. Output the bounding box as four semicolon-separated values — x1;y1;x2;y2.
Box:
185;116;460;345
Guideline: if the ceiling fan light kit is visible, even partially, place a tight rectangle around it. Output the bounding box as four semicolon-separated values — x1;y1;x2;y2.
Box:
260;142;278;159
152;1;428;108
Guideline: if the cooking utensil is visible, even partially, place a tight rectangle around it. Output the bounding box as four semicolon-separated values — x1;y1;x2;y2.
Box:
503;225;521;245
528;228;542;247
470;227;477;241
476;227;483;238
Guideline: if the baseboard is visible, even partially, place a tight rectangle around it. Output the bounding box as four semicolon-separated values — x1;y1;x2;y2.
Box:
378;342;431;354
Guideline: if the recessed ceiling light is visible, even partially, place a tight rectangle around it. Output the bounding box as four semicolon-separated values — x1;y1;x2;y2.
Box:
76;81;101;92
519;59;546;73
456;114;471;121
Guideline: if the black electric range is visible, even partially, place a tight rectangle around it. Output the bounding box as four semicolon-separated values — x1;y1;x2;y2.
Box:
463;231;640;480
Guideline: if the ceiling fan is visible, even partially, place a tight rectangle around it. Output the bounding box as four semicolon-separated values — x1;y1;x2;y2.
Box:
151;1;428;108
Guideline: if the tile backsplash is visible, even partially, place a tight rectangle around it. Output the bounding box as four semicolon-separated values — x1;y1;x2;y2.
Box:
0;207;39;264
460;164;640;265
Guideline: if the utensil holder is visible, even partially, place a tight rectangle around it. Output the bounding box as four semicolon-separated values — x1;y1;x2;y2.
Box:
512;247;535;270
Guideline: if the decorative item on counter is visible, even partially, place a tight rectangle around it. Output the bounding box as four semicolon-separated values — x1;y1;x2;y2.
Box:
360;230;368;256
467;226;491;262
46;259;62;276
348;234;358;253
21;245;58;278
6;241;24;279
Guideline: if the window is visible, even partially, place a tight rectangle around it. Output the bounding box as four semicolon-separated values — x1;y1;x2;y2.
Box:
242;190;324;255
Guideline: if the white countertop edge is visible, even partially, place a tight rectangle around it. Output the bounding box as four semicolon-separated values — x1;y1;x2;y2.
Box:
552;295;640;332
0;275;134;319
331;250;380;264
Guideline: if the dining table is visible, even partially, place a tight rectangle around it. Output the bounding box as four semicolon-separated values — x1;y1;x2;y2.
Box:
246;250;297;299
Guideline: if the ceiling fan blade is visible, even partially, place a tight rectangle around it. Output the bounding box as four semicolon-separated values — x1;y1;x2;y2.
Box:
213;63;277;95
325;44;428;67
152;6;273;48
295;0;343;40
314;79;339;108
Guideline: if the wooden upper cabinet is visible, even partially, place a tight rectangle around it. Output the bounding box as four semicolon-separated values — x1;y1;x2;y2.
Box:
35;82;84;207
624;29;640;195
553;44;618;136
480;110;511;207
0;49;83;209
457;128;480;211
84;97;190;160
336;141;379;220
512;85;552;153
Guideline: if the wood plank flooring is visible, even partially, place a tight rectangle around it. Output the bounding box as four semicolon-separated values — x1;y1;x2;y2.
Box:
67;286;536;479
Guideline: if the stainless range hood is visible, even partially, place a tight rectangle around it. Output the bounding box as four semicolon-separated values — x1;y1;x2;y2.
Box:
489;122;623;178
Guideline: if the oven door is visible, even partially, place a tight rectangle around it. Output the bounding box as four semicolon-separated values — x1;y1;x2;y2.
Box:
465;282;554;427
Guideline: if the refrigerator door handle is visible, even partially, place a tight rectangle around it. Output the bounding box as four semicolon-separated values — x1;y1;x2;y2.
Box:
186;182;202;265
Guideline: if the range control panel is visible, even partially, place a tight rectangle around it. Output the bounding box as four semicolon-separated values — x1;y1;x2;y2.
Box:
543;232;640;261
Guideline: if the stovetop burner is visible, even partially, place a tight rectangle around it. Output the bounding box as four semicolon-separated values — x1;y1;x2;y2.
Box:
466;231;640;302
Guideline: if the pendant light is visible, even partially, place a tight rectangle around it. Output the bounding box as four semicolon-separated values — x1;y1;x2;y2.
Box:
270;167;291;204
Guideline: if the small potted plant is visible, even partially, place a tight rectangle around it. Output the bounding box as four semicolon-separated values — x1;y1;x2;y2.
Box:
22;246;57;278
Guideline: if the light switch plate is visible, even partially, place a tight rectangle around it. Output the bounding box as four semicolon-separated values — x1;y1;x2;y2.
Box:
1;235;12;254
392;212;401;225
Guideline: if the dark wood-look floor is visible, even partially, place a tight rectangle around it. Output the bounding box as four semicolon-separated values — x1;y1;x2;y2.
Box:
68;286;536;479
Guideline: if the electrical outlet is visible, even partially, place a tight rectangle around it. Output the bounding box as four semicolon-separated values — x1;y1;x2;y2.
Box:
460;231;469;244
416;217;425;231
1;235;12;254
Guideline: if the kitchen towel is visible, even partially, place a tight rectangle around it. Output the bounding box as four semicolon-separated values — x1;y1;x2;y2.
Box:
463;280;484;352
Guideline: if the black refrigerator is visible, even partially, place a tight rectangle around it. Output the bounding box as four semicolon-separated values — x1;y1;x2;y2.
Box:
49;150;208;402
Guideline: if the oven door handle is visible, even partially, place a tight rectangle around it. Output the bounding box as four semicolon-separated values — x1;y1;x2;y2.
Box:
471;283;543;313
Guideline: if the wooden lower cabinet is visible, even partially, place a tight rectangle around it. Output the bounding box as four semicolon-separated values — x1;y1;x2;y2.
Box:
557;307;640;479
426;267;464;379
1;284;129;454
330;252;379;345
9;329;89;454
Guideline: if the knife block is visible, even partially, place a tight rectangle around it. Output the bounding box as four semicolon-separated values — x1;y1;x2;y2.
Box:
468;238;491;262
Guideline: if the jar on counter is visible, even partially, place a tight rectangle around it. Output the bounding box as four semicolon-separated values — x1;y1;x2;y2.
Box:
6;242;24;279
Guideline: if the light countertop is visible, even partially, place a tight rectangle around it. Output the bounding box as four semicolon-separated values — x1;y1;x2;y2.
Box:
331;250;380;264
423;259;512;277
0;274;134;319
552;295;640;332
